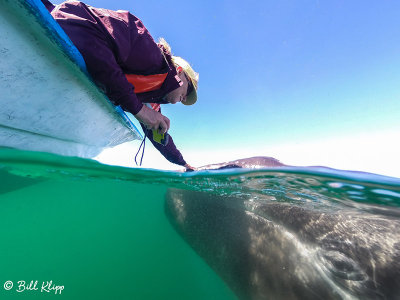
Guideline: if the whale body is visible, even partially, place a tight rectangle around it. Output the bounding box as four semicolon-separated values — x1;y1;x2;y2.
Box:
165;156;400;299
197;156;286;170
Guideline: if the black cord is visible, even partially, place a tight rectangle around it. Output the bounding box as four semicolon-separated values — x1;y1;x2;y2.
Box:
135;130;147;166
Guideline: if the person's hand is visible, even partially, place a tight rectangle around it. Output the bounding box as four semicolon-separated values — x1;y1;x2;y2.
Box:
134;105;170;134
184;163;196;172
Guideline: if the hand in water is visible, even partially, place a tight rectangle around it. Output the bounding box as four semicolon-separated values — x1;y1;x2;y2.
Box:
184;163;196;172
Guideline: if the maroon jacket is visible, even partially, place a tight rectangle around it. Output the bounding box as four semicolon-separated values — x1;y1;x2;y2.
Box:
43;0;187;166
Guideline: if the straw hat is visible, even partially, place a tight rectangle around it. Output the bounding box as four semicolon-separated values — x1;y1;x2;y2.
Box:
172;56;199;105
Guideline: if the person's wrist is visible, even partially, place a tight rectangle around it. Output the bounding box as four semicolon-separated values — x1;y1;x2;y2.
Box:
134;103;147;118
133;102;144;116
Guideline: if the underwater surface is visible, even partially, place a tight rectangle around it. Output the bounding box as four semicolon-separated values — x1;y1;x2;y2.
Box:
0;148;399;299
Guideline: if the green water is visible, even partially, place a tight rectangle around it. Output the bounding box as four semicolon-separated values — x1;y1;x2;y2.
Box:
1;148;400;299
0;149;236;299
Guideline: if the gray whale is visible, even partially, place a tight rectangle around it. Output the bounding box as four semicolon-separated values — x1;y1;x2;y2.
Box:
166;160;400;299
197;156;286;170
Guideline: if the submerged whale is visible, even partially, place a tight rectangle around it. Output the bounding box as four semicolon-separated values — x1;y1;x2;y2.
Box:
165;189;400;300
166;157;400;300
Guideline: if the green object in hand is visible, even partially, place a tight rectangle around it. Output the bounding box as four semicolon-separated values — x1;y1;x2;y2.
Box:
152;129;169;146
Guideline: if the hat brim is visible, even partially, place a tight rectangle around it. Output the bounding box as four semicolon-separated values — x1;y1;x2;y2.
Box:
183;89;197;106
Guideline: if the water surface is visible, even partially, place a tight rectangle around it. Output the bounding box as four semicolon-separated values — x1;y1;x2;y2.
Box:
0;148;399;299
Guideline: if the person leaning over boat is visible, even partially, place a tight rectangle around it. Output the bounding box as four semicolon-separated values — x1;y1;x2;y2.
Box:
42;0;198;171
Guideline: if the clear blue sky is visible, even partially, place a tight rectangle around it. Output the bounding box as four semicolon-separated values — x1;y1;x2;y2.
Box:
54;0;400;176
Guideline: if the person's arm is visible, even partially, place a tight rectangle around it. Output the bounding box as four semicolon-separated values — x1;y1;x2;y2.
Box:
52;4;172;131
41;0;55;12
62;29;169;132
139;123;187;167
71;32;143;115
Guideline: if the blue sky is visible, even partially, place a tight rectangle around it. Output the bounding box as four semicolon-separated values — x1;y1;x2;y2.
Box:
53;0;400;176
